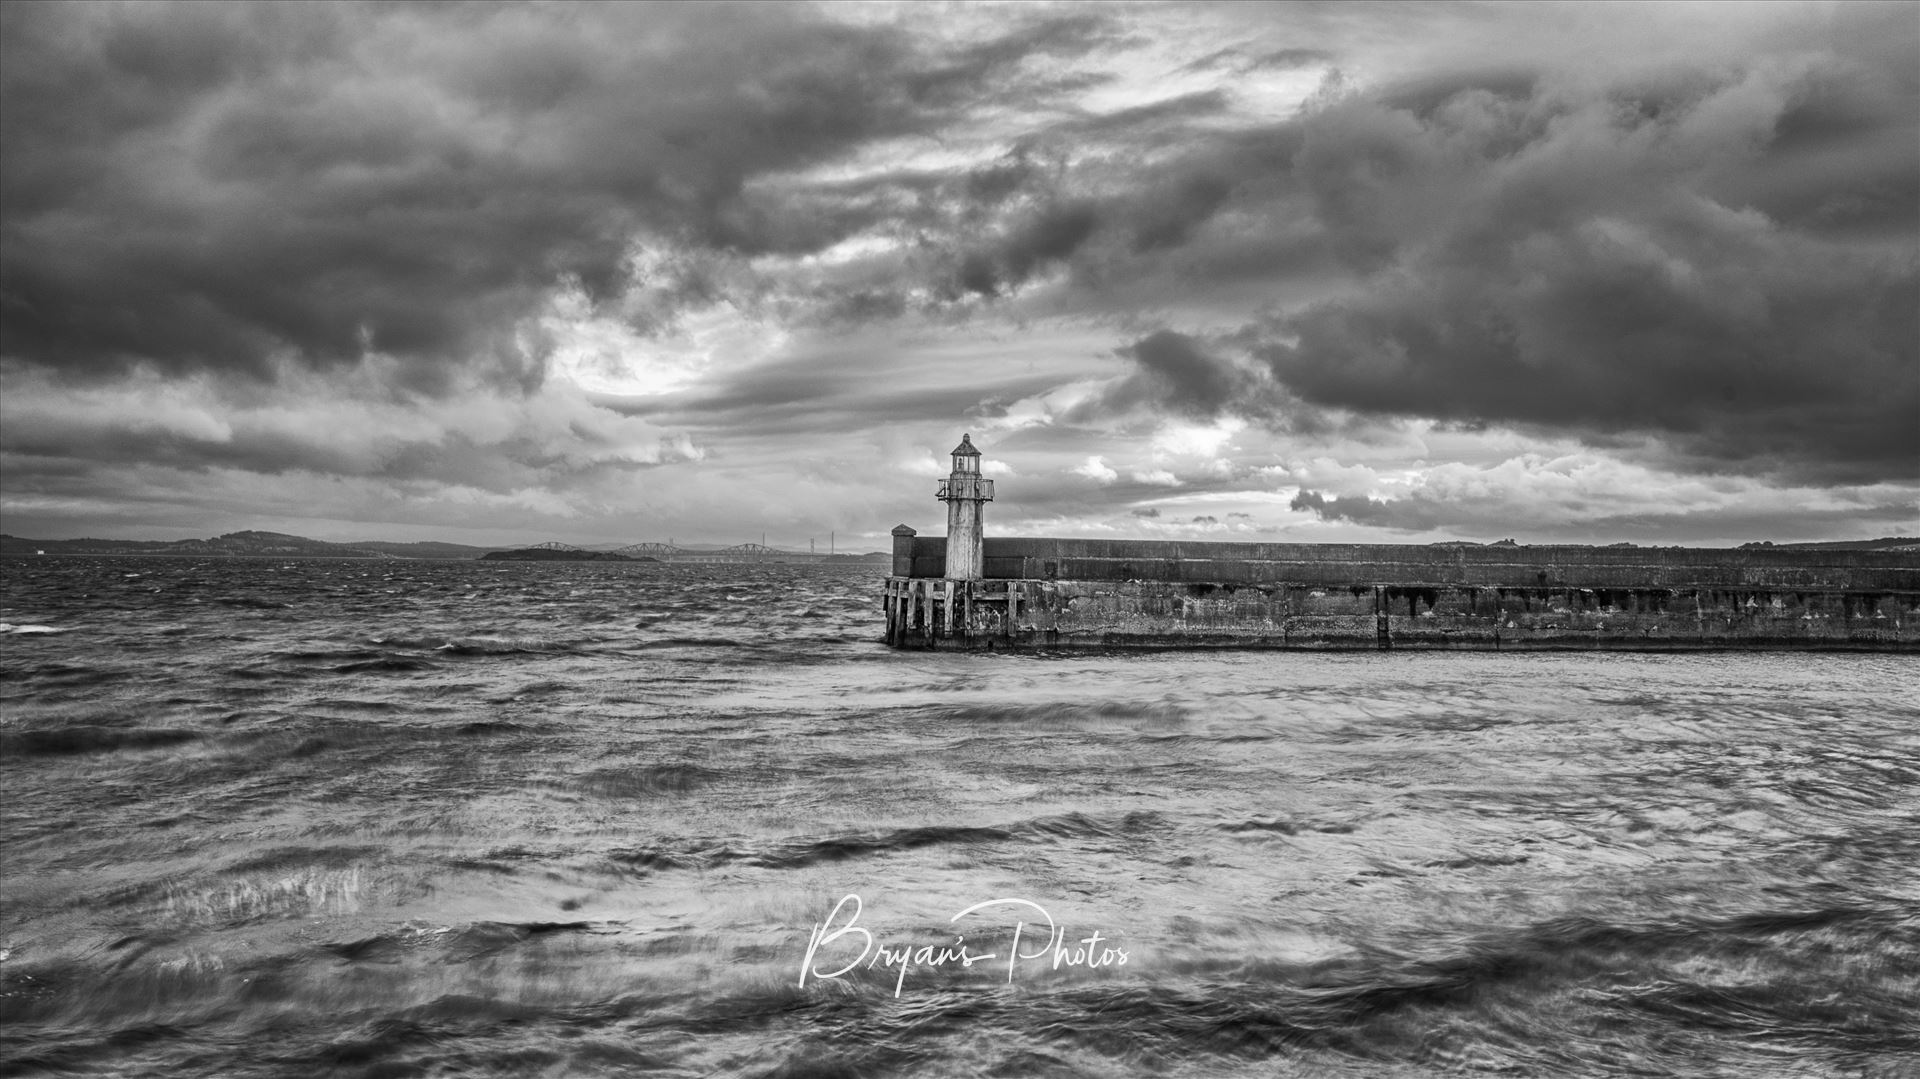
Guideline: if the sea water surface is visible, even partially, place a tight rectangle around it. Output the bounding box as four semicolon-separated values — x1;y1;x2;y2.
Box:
1;556;1915;1078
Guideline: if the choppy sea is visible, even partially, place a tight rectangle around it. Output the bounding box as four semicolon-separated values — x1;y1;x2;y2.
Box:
1;556;1916;1078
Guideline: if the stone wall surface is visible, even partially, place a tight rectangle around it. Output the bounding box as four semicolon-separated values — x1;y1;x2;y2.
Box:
990;579;1918;651
904;536;1920;591
885;536;1920;651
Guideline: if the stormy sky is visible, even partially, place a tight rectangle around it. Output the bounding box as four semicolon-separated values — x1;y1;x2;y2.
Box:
3;1;1915;548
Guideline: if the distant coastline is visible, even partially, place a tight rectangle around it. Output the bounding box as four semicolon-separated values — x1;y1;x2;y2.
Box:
2;530;1906;565
0;530;490;560
479;547;649;562
0;531;891;562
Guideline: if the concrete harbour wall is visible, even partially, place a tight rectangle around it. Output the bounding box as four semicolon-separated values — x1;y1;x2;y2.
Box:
883;536;1920;651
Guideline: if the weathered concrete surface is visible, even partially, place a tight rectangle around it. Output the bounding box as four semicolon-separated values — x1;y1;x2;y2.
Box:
885;577;1919;651
902;536;1920;592
884;537;1920;651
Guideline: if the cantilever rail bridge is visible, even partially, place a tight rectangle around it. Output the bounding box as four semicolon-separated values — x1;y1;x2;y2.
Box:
515;541;830;563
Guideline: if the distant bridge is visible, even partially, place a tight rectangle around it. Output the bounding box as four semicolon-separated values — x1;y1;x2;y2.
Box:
524;541;830;563
613;542;682;559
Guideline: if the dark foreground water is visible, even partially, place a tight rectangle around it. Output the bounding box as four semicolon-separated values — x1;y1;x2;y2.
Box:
2;556;1915;1078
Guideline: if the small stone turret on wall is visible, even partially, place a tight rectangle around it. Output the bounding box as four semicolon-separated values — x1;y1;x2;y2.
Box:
890;524;917;578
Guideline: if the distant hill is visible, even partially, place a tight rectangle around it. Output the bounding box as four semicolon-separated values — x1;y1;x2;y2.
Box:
1739;537;1920;552
350;539;505;559
479;547;646;562
2;531;894;561
0;531;500;559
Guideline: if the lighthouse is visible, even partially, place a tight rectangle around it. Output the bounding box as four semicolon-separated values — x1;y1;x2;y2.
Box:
937;433;994;580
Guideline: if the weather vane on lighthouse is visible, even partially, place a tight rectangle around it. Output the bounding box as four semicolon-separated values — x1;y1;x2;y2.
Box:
937;433;993;581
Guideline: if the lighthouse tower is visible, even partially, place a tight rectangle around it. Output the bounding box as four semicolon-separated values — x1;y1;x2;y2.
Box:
937;434;994;581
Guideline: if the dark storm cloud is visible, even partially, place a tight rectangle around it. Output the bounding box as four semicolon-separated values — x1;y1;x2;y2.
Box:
4;0;1914;548
1096;330;1257;419
950;199;1103;297
1220;28;1918;484
912;7;1914;489
727;142;1064;274
732;89;1297;314
1129;172;1237;254
0;1;1119;389
726;4;1915;492
1080;329;1357;438
1371;67;1541;122
689;78;1304;319
1258;252;1916;481
950;101;1312;295
1289;489;1426;530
